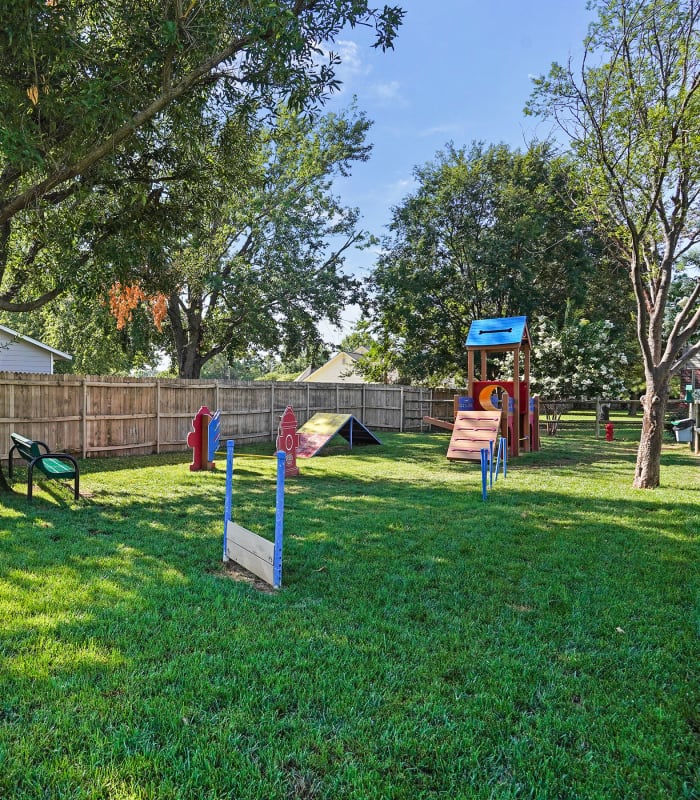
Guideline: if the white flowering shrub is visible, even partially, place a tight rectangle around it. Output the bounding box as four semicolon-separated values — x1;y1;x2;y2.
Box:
531;315;629;400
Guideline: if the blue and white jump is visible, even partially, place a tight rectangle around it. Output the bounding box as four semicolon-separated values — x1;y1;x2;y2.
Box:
222;440;286;589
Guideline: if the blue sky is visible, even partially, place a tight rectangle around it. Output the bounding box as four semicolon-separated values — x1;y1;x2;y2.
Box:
319;0;596;344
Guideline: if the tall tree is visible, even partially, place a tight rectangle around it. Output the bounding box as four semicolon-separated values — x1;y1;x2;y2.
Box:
367;141;620;385
0;0;402;312
160;106;373;378
528;0;700;488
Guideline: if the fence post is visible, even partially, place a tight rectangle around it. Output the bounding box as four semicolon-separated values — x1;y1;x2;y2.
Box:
156;380;161;454
270;382;275;441
400;386;404;433
336;384;339;413
595;398;601;439
362;384;366;421
307;383;310;423
81;378;87;459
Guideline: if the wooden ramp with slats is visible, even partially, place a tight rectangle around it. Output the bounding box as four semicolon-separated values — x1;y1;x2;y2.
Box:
446;410;502;461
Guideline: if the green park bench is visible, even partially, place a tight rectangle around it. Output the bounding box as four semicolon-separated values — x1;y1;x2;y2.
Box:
9;433;80;502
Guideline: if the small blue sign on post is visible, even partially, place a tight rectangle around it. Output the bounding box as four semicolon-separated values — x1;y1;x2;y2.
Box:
208;411;221;463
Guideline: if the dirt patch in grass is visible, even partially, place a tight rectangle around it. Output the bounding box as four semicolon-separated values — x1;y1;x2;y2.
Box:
217;560;278;594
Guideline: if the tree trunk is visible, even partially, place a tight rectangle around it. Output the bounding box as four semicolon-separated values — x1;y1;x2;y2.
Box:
633;372;669;489
0;464;13;493
167;296;204;379
179;351;203;379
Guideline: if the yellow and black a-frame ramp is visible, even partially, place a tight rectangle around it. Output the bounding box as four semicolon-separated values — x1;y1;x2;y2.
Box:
296;413;381;458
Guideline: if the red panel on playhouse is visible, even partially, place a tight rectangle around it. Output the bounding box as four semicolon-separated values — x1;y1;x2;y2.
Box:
473;381;528;412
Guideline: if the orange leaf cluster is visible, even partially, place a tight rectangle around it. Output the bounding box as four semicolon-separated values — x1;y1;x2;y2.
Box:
108;283;168;331
149;293;168;332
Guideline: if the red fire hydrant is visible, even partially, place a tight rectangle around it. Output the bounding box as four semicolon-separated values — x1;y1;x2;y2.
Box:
605;422;614;441
276;406;300;477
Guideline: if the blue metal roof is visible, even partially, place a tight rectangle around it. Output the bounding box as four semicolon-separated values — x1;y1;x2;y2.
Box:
465;316;529;348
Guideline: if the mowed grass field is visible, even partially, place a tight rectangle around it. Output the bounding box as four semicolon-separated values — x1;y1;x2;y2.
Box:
0;429;698;799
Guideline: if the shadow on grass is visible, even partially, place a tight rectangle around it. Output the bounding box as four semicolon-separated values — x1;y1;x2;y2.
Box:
0;430;697;797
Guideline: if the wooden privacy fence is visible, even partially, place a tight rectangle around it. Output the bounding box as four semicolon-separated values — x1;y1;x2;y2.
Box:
5;374;685;462
0;373;434;460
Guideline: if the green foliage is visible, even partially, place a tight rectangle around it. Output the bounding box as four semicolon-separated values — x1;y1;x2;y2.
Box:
0;0;403;313
367;141;624;386
0;432;697;796
0;298;166;375
338;320;376;354
200;353;269;381
162;105;373;378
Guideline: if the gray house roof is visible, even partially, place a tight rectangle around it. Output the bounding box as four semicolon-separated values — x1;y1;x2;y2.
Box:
0;324;72;359
0;324;72;373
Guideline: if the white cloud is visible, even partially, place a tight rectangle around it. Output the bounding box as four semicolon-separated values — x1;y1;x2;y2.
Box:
383;175;417;205
318;40;407;108
368;80;407;107
418;122;468;139
324;39;372;93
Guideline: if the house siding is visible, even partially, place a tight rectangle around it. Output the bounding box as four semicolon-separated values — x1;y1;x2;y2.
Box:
302;353;365;383
0;331;54;373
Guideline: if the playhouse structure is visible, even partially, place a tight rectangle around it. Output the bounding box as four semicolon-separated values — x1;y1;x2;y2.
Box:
425;316;540;458
465;315;539;457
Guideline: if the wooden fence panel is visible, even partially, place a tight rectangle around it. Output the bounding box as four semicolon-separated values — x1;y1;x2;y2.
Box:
87;377;158;457
0;372;462;461
402;387;430;431
221;383;272;444
306;384;338;419
158;380;217;451
362;385;402;430
0;374;83;454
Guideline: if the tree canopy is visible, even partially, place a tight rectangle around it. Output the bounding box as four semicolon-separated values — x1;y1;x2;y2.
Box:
366;141;625;385
155;105;373;378
0;0;402;312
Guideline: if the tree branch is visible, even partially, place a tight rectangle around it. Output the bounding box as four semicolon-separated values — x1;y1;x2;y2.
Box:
0;11;309;226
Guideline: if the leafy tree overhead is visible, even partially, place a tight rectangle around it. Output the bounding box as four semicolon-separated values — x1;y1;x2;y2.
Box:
338;320;376;354
367;141;624;385
0;0;403;313
157;105;373;378
528;0;700;489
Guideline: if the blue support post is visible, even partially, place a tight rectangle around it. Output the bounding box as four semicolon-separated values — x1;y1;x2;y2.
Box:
494;437;507;482
480;448;488;501
489;439;494;488
223;439;234;560
273;450;286;589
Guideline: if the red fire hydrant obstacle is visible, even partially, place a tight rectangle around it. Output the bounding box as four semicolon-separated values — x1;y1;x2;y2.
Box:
276;406;300;477
605;422;614;441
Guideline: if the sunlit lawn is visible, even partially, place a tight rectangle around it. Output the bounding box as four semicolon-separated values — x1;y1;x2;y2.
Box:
0;429;697;799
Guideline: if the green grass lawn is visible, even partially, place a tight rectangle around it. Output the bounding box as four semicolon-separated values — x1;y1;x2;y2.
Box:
0;431;698;799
